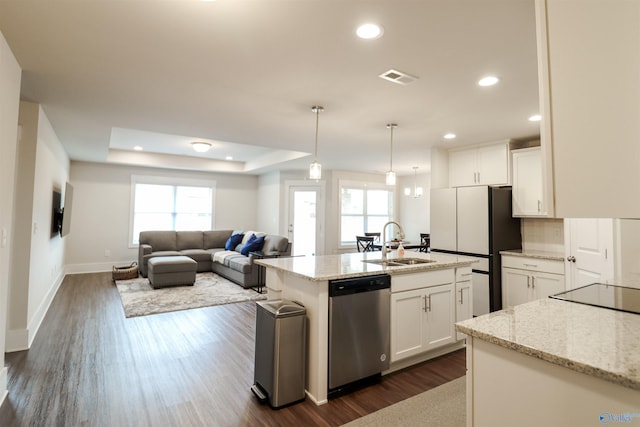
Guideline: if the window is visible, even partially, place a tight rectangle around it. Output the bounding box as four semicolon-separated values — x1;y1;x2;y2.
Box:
130;176;215;245
339;181;394;246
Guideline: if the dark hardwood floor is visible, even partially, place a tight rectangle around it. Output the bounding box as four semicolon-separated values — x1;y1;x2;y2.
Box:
0;272;466;427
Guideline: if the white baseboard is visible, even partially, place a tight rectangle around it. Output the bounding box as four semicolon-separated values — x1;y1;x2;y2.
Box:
5;328;29;352
0;366;7;407
65;261;135;275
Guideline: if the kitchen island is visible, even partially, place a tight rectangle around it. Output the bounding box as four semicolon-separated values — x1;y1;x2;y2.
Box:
456;294;640;426
255;251;476;404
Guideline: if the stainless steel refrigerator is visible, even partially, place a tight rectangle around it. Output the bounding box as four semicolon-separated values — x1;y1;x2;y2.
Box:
430;186;521;316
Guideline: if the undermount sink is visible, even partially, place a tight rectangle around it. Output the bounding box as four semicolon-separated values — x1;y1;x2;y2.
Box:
363;257;436;267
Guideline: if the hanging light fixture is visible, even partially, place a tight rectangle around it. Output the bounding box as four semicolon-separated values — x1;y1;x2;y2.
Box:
385;123;397;185
309;105;324;180
405;166;423;197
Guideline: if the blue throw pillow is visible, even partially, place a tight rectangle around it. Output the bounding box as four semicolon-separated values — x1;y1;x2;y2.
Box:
241;235;265;256
225;233;244;250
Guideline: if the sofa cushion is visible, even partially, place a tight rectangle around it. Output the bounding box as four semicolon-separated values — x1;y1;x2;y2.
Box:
263;235;289;253
139;231;177;251
241;235;265;256
204;229;234;249
225;254;252;274
179;248;214;263
225;233;244;250
177;231;204;250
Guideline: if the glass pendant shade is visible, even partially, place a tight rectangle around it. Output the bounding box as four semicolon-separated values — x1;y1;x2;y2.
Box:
405;166;423;197
386;170;396;185
309;161;322;180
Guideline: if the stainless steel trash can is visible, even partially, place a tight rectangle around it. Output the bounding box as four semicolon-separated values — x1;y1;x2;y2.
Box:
252;299;306;408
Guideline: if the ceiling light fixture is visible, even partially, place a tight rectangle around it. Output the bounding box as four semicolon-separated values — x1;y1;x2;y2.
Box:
191;141;211;153
309;105;324;180
404;166;423;198
478;76;499;87
443;133;456;140
133;146;143;151
386;123;397;186
528;114;542;122
356;23;384;39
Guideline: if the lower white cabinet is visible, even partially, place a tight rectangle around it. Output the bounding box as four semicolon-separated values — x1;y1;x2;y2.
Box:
502;255;565;308
390;283;455;362
455;278;473;341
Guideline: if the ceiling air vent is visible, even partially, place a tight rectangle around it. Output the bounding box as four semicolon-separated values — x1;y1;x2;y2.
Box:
379;69;419;85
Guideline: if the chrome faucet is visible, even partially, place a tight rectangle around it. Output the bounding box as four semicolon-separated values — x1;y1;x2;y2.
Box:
381;221;405;261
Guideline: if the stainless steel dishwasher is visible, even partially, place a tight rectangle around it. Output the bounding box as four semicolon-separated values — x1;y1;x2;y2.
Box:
328;274;390;396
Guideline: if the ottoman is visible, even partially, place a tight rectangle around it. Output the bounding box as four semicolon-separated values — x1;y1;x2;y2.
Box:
147;256;197;289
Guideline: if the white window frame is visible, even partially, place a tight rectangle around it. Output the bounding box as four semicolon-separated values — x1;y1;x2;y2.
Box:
129;175;217;248
338;179;395;248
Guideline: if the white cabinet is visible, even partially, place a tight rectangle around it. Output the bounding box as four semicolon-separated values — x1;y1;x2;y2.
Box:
455;267;473;341
449;142;509;187
502;255;564;308
535;0;640;217
511;147;546;217
390;270;456;362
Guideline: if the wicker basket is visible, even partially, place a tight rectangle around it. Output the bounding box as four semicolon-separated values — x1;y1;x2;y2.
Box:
112;262;138;281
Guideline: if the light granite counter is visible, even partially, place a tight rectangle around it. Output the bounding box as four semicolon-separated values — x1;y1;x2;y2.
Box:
456;297;640;390
500;248;564;261
255;251;477;281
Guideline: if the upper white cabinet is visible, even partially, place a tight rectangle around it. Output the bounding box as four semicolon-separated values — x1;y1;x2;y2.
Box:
512;147;546;217
535;0;640;217
449;142;509;187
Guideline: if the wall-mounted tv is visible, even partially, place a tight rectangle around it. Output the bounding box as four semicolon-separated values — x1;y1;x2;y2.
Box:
61;182;73;237
51;182;74;238
51;188;63;236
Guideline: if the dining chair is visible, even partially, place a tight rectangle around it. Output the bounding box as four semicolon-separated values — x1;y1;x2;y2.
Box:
364;232;381;243
419;233;430;252
356;235;376;252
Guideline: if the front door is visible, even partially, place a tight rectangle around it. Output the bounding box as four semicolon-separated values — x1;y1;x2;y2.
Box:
564;218;614;290
287;183;324;256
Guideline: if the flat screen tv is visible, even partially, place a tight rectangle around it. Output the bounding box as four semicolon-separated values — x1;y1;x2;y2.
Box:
61;182;73;237
51;188;63;236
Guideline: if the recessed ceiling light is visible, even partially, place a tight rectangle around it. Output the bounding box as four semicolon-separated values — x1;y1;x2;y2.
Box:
191;141;211;153
356;23;384;40
478;76;499;87
225;156;233;160
133;146;143;151
528;114;542;122
443;133;457;140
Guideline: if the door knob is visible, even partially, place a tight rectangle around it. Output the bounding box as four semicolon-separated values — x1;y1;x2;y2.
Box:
567;256;576;263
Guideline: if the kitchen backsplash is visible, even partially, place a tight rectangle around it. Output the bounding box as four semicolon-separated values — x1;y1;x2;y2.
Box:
521;218;564;254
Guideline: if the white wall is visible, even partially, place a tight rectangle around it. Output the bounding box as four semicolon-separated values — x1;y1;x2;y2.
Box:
0;29;21;402
257;170;281;235
7;102;70;352
66;162;259;273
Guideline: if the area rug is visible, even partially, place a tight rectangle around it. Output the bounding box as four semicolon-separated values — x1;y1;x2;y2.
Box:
341;376;466;427
115;272;266;318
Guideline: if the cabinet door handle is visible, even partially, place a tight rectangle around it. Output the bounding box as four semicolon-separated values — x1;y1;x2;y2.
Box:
459;289;464;305
422;295;427;312
531;276;535;289
537;200;542;212
523;263;538;268
527;276;530;288
426;295;431;312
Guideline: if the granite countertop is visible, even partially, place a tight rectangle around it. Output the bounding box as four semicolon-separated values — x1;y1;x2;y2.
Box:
500;249;565;261
255;251;477;282
456;298;640;390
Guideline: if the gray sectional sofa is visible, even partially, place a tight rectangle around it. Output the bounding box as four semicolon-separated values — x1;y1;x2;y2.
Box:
138;230;291;288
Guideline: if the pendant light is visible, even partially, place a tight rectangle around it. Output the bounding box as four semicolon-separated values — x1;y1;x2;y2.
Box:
386;123;397;185
404;166;423;197
309;106;324;180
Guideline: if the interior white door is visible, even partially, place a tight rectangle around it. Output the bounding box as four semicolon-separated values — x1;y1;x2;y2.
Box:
288;185;322;257
457;186;489;255
565;218;614;290
430;188;457;251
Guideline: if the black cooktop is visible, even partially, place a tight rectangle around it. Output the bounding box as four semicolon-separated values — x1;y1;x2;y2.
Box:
550;283;640;315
